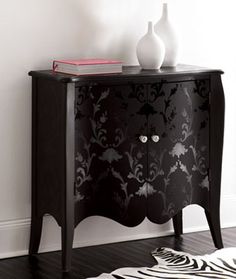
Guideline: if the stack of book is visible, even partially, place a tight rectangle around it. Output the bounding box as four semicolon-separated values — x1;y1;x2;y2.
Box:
53;59;122;76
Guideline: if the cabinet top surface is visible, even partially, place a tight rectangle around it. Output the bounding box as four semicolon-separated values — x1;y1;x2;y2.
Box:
29;64;223;83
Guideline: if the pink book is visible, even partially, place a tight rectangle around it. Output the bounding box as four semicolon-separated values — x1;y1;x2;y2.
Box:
54;58;121;66
53;58;123;75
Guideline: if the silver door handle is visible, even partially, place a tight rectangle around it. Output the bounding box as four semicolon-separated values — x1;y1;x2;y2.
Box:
139;135;148;143
151;135;160;143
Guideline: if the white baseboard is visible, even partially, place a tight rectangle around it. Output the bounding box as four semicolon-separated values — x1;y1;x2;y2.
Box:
0;195;236;259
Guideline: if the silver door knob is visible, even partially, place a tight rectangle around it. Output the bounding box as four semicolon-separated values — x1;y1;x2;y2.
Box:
139;135;148;143
151;135;160;143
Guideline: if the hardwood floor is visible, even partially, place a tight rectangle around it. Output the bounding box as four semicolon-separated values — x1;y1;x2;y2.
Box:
0;227;236;279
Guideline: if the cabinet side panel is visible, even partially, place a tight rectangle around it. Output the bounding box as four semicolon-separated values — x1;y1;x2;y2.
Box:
33;78;67;225
209;74;225;212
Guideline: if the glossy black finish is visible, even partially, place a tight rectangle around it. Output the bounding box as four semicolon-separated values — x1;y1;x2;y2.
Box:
207;73;225;248
173;211;183;237
1;227;236;279
74;83;148;226
63;83;75;271
146;80;210;223
29;65;225;271
29;65;223;83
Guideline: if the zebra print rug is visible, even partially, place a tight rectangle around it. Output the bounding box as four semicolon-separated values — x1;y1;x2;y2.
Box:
88;247;236;279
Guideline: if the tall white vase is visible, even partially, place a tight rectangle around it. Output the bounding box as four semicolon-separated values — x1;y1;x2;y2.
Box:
136;21;165;70
154;3;179;67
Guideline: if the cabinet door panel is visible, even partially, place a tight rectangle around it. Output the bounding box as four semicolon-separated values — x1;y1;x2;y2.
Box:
147;80;210;223
74;84;148;226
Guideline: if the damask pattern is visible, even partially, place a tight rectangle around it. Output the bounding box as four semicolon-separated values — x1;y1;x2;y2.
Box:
147;81;209;222
75;79;210;225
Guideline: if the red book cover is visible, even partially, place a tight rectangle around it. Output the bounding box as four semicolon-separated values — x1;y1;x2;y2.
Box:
52;58;123;76
53;58;122;71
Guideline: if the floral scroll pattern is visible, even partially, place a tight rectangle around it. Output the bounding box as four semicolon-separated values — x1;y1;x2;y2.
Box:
75;79;210;224
148;80;210;219
75;84;148;223
75;136;95;201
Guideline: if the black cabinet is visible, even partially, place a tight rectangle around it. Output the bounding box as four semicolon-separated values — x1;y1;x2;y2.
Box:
29;65;225;271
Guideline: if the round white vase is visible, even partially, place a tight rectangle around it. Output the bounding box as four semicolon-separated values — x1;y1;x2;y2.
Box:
154;3;179;67
136;21;165;70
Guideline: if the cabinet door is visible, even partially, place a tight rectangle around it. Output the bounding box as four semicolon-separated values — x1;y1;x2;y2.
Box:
74;83;148;226
147;80;210;223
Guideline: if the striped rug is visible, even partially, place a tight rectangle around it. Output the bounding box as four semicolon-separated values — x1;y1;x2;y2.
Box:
88;247;236;278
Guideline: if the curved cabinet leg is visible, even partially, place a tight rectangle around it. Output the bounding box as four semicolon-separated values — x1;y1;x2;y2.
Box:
205;209;223;249
61;220;74;272
29;215;43;255
172;210;183;237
